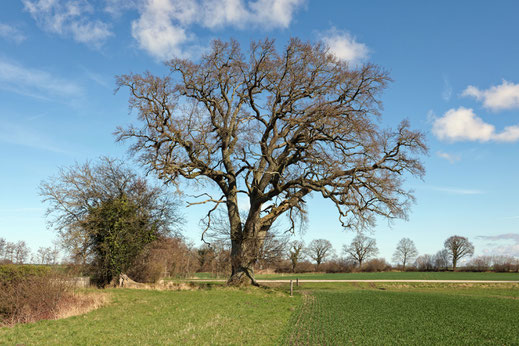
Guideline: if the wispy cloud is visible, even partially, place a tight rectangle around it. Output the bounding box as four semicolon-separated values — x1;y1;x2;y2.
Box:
0;23;26;43
432;107;519;143
426;185;484;195
80;66;111;88
0;57;83;101
442;74;452;101
463;80;519;112
22;0;112;47
131;0;306;60
477;233;519;257
319;27;368;64
477;233;519;242
0;120;69;154
436;151;460;164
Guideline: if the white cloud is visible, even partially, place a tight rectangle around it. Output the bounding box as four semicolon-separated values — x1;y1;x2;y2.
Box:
104;0;139;17
131;0;192;60
131;0;305;60
0;23;26;43
436;151;460;164
432;107;494;142
462;80;519;112
0;58;83;100
201;0;249;28
23;0;112;47
320;28;368;64
248;0;305;28
432;107;519;142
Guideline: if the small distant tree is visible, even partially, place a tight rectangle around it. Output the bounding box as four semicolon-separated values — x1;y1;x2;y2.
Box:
256;232;287;270
433;249;449;271
415;254;434;271
34;246;59;265
288;241;305;272
392;237;418;270
343;234;378;268
444;235;474;271
13;241;31;264
0;238;5;259
307;239;334;269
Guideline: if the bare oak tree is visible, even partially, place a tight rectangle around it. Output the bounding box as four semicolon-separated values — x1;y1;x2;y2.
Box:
116;38;426;285
307;239;333;269
444;235;474;271
392;237;418;270
343;233;379;268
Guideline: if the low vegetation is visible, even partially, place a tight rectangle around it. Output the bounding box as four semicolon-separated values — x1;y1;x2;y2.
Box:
1;280;518;344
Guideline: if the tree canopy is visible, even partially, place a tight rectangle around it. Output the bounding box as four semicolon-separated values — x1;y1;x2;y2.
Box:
116;38;426;285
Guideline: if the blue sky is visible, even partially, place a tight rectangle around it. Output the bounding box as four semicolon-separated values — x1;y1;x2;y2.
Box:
1;0;518;262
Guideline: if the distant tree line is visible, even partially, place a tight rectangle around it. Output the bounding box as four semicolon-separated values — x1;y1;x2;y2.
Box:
0;238;59;265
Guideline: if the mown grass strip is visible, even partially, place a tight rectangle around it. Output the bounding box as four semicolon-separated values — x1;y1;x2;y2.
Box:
0;287;300;345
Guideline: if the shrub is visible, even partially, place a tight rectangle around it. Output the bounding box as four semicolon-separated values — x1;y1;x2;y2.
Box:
0;264;51;283
0;270;68;326
294;261;315;273
321;259;355;273
128;237;199;283
363;258;391;272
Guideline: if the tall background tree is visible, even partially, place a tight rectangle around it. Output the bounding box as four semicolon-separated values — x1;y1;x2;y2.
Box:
444;235;474;271
116;38;426;285
343;233;379;268
307;239;333;269
40;157;182;286
392;237;418;270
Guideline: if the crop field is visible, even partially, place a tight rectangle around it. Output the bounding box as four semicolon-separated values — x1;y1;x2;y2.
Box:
282;282;519;345
1;282;518;345
253;271;519;281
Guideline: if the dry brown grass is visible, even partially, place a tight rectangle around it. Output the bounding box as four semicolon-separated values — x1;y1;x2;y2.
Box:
56;291;108;319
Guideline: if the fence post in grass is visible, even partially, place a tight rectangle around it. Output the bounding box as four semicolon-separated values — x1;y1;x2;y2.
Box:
296;278;299;287
290;280;293;296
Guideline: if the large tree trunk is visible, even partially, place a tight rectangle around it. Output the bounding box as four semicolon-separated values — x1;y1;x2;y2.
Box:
227;236;260;286
226;202;267;286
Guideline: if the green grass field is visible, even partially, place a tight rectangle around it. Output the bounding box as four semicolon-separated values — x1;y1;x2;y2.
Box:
1;281;518;345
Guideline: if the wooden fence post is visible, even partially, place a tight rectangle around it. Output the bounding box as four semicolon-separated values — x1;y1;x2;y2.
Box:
290;280;293;296
296;278;299;287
